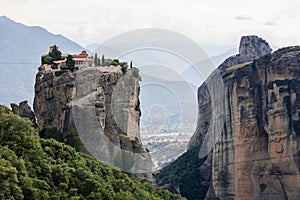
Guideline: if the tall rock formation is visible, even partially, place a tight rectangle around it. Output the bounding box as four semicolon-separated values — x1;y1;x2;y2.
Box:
11;100;37;128
189;35;272;149
196;37;300;199
206;46;300;200
157;36;300;199
34;64;152;179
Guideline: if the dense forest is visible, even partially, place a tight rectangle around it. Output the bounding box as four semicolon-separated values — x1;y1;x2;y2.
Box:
155;146;208;200
0;105;184;200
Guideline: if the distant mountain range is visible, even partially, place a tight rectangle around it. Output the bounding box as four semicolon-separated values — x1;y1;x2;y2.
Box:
0;15;236;110
0;16;87;106
91;42;237;87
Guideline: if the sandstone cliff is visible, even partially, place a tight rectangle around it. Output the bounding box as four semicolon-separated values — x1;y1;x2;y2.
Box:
196;37;300;199
156;36;300;200
34;64;152;178
189;35;272;149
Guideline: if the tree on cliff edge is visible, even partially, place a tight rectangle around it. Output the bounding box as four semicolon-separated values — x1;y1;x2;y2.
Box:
49;45;62;61
66;55;75;72
94;53;100;66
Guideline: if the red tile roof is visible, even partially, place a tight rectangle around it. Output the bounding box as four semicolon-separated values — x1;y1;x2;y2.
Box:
53;59;67;64
73;57;89;61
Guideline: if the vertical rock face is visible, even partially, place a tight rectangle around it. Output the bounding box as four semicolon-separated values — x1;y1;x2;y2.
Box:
157;36;300;199
186;36;273;199
190;36;300;199
34;66;141;144
156;36;274;200
189;36;272;150
34;66;151;178
34;71;75;133
69;67;142;151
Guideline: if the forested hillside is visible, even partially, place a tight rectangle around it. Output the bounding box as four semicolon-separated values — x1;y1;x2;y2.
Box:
0;105;183;200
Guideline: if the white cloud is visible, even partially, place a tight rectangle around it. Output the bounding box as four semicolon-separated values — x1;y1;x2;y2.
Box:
235;15;252;21
1;0;300;50
264;17;279;26
265;21;277;26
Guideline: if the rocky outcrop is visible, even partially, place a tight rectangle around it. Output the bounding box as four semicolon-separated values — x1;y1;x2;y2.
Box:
34;66;141;143
157;36;300;200
189;36;272;149
34;70;75;133
239;35;272;59
11;100;37;127
192;37;300;199
34;65;152;179
219;35;272;72
207;47;300;199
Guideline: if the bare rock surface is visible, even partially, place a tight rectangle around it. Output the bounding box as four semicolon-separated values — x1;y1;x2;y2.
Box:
11;100;37;127
191;38;300;199
34;65;152;179
157;36;300;200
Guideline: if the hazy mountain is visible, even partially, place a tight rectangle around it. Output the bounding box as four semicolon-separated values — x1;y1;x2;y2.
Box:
200;42;236;56
85;43;101;52
211;48;238;66
92;43;237;132
0;16;86;106
0;15;237;114
140;72;198;126
178;48;237;86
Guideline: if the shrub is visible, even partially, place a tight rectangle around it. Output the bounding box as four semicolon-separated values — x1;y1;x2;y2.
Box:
64;129;83;152
60;67;68;70
40;128;63;142
119;62;128;74
121;65;128;75
41;55;53;64
55;70;68;77
111;59;120;66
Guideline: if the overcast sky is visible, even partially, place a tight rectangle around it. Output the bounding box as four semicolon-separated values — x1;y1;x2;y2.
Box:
2;0;300;55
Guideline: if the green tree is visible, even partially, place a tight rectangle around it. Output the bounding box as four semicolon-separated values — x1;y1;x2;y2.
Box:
120;62;128;74
49;45;62;61
111;59;119;66
0;105;184;200
101;55;105;66
94;53;98;66
0;149;24;200
66;55;75;72
94;53;100;66
41;55;52;64
64;128;83;152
